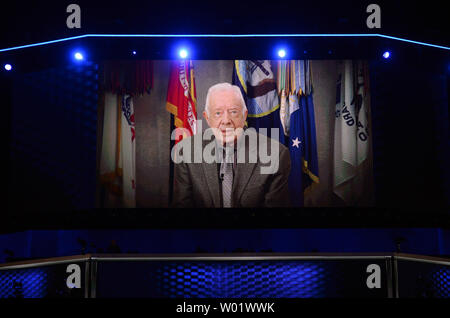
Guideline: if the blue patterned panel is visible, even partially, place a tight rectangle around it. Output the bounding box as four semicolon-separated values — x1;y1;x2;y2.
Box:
96;259;388;298
430;268;450;298
155;261;330;298
0;263;86;298
397;260;450;298
0;268;48;298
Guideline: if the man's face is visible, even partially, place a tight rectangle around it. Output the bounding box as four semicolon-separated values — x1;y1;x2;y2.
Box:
203;89;248;144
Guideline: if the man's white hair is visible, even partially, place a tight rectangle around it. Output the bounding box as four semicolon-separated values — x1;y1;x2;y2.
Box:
205;82;247;116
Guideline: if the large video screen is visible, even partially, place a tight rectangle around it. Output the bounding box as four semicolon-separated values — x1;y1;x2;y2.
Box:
97;60;374;209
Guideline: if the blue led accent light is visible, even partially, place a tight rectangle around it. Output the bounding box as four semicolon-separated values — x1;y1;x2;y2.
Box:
383;51;390;59
0;34;449;53
4;64;12;71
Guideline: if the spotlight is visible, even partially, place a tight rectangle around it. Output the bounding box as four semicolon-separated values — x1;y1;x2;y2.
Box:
132;51;137;55
179;49;188;59
278;49;286;58
74;52;84;60
4;64;12;71
382;51;391;59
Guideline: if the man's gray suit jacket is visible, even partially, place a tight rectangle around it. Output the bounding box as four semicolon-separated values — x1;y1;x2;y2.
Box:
171;132;291;208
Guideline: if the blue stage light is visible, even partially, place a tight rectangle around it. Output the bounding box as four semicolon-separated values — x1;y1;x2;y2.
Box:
4;64;12;71
74;52;84;60
278;49;286;58
179;49;188;58
132;50;137;55
382;51;391;59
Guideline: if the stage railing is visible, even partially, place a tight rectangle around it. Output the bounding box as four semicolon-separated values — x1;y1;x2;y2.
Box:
0;253;448;298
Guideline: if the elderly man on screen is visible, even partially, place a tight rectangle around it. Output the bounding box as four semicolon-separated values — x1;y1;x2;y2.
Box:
171;82;291;208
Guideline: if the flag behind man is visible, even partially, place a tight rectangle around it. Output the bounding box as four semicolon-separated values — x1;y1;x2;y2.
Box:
99;93;136;208
278;60;290;144
166;60;197;204
333;60;371;204
121;94;136;207
233;59;320;206
99;61;152;208
284;60;319;206
232;60;280;138
166;60;197;144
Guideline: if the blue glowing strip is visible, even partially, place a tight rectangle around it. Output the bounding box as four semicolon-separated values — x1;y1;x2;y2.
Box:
0;35;87;52
0;33;448;53
377;34;450;50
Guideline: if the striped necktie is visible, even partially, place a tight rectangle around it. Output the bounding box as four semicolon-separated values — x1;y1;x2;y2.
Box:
220;147;234;208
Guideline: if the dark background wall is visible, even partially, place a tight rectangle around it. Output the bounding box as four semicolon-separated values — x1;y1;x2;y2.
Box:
8;62;99;212
370;52;450;207
1;229;449;263
2;1;448;49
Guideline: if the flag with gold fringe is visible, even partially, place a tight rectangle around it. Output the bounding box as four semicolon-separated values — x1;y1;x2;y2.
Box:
280;60;319;206
166;60;197;144
278;60;290;138
166;60;197;205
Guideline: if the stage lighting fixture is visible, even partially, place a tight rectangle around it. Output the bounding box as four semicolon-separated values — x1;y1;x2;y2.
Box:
132;51;137;55
4;64;12;71
278;49;286;58
179;49;188;58
382;51;391;59
74;52;84;60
